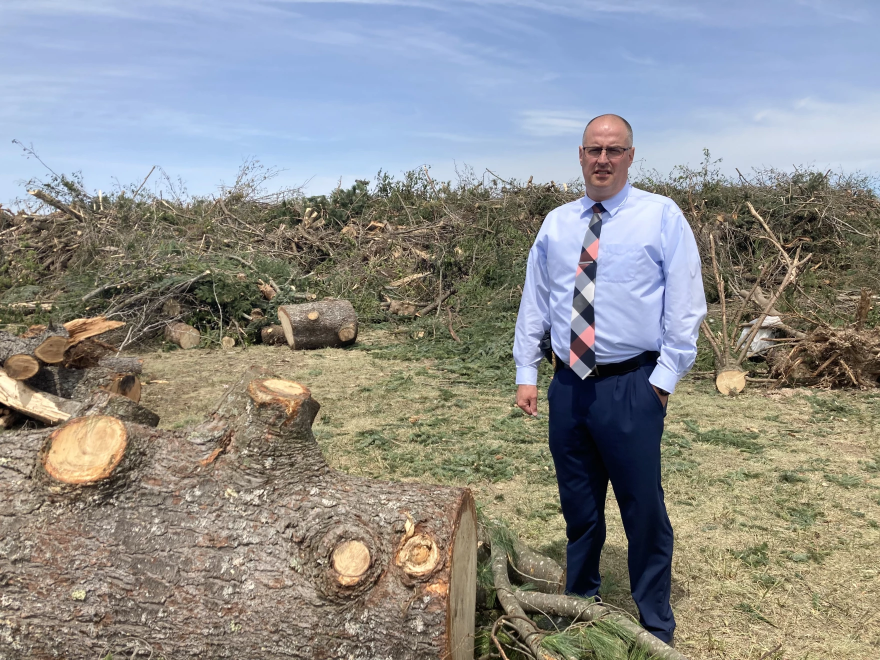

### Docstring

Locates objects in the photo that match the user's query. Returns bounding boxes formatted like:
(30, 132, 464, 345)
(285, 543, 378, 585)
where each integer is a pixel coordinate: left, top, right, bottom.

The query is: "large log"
(278, 299, 358, 349)
(0, 367, 476, 659)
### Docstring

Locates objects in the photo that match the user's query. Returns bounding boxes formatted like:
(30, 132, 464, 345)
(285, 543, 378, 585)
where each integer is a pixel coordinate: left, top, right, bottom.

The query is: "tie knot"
(592, 202, 606, 214)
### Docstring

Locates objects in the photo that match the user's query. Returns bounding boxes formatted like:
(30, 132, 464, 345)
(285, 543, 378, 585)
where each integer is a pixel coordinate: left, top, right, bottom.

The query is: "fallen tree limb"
(514, 591, 689, 660)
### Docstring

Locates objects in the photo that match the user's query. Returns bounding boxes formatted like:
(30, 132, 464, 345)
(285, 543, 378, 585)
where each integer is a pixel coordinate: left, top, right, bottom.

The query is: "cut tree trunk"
(1, 354, 39, 380)
(261, 324, 287, 345)
(0, 367, 476, 659)
(164, 321, 201, 349)
(278, 299, 358, 349)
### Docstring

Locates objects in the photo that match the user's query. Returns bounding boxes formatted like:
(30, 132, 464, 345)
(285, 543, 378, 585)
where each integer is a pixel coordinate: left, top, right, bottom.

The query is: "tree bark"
(0, 367, 476, 660)
(261, 324, 287, 345)
(27, 367, 141, 404)
(278, 299, 358, 350)
(163, 321, 201, 349)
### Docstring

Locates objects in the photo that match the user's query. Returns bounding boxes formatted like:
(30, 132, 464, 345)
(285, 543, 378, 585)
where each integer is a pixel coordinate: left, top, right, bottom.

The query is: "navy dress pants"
(547, 362, 675, 643)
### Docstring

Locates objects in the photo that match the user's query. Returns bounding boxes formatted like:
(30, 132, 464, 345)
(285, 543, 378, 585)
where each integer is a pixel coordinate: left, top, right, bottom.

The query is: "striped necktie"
(569, 202, 605, 378)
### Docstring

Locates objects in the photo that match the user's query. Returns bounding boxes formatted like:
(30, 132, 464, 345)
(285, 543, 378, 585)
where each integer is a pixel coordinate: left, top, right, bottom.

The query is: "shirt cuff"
(515, 366, 539, 386)
(649, 363, 680, 394)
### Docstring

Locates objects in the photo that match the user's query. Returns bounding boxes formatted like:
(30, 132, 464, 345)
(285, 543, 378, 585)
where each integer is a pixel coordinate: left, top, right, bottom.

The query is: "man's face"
(578, 119, 634, 201)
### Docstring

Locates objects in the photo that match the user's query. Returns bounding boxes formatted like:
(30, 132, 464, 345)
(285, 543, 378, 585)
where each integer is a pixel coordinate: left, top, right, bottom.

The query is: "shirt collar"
(583, 182, 631, 218)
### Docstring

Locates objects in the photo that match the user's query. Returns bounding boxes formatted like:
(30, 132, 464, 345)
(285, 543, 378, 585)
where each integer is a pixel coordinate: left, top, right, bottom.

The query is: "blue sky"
(1, 0, 878, 204)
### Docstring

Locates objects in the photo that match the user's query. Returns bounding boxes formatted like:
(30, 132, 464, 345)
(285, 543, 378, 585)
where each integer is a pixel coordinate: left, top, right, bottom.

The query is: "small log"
(2, 354, 40, 380)
(0, 369, 80, 424)
(261, 324, 287, 345)
(715, 368, 747, 395)
(0, 324, 70, 377)
(278, 299, 358, 349)
(164, 322, 200, 349)
(220, 336, 236, 350)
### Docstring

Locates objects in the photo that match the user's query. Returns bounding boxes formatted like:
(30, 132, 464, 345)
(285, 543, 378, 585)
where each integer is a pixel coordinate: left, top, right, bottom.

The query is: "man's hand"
(652, 385, 669, 407)
(516, 385, 538, 416)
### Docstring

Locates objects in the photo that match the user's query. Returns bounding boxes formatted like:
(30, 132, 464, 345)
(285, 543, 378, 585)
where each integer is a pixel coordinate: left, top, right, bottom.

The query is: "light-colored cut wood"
(34, 336, 68, 364)
(338, 324, 357, 343)
(0, 369, 80, 424)
(3, 354, 40, 380)
(397, 534, 440, 578)
(105, 374, 141, 403)
(715, 369, 747, 395)
(42, 415, 127, 484)
(221, 336, 235, 350)
(332, 540, 372, 586)
(63, 317, 126, 346)
(307, 310, 320, 321)
(164, 322, 200, 349)
(448, 496, 477, 660)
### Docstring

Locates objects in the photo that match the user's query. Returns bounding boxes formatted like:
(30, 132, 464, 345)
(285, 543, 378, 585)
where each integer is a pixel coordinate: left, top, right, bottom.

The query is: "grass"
(134, 328, 880, 660)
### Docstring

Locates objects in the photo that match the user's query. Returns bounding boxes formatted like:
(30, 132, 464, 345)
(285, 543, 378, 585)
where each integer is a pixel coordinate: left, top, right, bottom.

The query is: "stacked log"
(0, 367, 476, 659)
(0, 317, 151, 427)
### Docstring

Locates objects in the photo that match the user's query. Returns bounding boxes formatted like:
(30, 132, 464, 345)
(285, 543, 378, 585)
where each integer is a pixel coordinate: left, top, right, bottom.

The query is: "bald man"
(513, 115, 706, 644)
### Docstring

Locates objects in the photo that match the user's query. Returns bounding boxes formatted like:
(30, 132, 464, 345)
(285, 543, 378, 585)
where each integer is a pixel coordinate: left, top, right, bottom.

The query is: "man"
(513, 114, 706, 644)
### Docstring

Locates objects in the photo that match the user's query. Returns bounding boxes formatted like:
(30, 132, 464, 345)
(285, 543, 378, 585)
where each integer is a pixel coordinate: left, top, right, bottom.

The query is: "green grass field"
(141, 329, 880, 660)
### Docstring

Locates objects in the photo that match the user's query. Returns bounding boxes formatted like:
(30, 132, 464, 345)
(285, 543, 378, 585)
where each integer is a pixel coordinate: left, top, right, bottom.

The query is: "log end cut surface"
(34, 335, 69, 364)
(43, 415, 127, 484)
(332, 540, 372, 586)
(448, 495, 477, 660)
(248, 378, 310, 414)
(3, 354, 40, 380)
(716, 369, 747, 395)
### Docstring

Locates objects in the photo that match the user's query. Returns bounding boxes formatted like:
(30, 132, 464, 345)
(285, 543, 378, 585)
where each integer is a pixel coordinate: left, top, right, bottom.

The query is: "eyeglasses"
(582, 146, 631, 160)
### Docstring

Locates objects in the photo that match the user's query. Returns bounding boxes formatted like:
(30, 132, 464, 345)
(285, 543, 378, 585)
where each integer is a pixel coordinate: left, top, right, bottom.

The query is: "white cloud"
(519, 110, 588, 138)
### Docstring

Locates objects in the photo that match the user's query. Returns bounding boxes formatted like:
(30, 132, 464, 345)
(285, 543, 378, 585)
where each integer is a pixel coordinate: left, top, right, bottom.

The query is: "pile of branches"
(700, 201, 879, 392)
(1, 152, 878, 356)
(477, 519, 688, 660)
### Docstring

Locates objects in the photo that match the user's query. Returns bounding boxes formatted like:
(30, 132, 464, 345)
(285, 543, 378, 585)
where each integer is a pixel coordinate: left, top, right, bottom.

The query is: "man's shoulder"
(628, 185, 681, 212)
(543, 198, 584, 225)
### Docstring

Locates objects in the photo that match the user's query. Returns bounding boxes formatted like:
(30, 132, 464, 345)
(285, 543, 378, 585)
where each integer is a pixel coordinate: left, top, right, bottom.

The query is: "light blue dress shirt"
(513, 182, 707, 394)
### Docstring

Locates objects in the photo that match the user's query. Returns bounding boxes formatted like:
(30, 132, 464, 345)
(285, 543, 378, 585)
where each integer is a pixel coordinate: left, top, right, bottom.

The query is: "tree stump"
(0, 367, 476, 659)
(278, 300, 358, 349)
(164, 321, 201, 349)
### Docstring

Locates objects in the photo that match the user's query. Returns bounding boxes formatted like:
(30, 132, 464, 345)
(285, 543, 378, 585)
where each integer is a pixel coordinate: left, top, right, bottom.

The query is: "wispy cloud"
(519, 110, 588, 138)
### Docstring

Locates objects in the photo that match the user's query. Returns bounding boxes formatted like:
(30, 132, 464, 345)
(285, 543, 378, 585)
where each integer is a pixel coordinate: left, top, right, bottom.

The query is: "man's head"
(579, 114, 634, 201)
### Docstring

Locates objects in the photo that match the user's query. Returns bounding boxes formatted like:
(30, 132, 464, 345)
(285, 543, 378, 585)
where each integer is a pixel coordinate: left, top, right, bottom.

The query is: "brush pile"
(1, 155, 878, 386)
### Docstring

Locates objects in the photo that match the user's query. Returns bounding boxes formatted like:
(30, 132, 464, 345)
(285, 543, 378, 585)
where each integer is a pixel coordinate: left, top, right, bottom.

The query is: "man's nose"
(596, 150, 611, 164)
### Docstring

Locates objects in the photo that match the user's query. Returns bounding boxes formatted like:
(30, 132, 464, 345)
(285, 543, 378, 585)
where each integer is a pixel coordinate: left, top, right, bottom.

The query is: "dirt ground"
(140, 329, 880, 660)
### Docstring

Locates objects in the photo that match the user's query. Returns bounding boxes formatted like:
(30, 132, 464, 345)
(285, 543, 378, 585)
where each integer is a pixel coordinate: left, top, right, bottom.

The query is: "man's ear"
(578, 145, 586, 167)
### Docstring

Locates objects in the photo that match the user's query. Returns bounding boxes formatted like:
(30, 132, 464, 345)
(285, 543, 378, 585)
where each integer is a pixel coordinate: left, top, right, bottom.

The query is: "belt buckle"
(588, 365, 600, 378)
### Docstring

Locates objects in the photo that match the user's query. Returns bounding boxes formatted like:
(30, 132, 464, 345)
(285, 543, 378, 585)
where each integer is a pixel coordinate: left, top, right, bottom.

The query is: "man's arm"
(513, 232, 551, 415)
(649, 204, 707, 395)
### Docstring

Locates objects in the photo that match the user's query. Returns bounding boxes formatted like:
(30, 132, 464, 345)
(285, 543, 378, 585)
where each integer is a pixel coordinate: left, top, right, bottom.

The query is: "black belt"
(554, 350, 659, 377)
